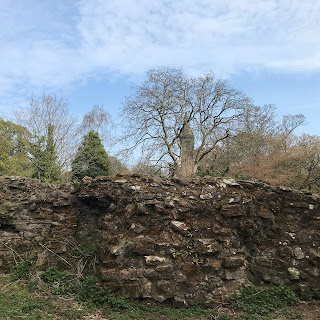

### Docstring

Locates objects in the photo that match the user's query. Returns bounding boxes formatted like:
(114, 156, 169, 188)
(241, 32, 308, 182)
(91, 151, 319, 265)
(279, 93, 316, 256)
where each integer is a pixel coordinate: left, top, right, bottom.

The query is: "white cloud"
(76, 0, 320, 77)
(0, 0, 320, 107)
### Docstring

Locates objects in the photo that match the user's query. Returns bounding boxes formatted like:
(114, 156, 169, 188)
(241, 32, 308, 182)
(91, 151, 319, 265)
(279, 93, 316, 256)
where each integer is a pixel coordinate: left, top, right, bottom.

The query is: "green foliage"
(21, 298, 51, 313)
(26, 279, 40, 292)
(230, 285, 299, 316)
(0, 273, 313, 320)
(79, 243, 98, 258)
(71, 130, 111, 181)
(0, 118, 32, 176)
(40, 266, 67, 284)
(170, 231, 202, 266)
(216, 314, 232, 320)
(10, 260, 31, 281)
(31, 124, 61, 183)
(78, 275, 131, 310)
(40, 266, 69, 295)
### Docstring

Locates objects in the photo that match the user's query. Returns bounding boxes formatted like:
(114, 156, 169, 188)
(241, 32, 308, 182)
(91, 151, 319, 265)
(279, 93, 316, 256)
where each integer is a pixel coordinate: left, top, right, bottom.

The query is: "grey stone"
(288, 267, 300, 280)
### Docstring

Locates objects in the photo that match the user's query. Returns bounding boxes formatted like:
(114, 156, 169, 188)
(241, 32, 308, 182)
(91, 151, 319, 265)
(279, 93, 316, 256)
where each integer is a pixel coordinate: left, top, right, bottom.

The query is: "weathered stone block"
(194, 239, 221, 254)
(293, 246, 305, 260)
(144, 255, 167, 266)
(170, 220, 189, 234)
(204, 258, 222, 269)
(307, 249, 320, 267)
(223, 257, 245, 268)
(288, 267, 300, 280)
(224, 267, 246, 280)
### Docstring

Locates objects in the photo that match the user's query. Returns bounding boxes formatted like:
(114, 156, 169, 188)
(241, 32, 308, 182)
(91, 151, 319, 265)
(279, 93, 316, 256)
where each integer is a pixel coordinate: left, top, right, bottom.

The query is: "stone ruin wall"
(0, 175, 320, 306)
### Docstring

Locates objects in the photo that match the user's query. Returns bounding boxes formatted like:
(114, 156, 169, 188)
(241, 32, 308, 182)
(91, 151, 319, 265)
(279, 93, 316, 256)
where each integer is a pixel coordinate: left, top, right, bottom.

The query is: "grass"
(0, 274, 88, 320)
(0, 273, 316, 320)
(230, 285, 299, 316)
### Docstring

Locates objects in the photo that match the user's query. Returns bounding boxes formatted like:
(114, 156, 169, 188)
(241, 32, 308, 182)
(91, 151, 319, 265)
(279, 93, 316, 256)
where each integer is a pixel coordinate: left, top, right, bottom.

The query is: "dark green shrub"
(40, 266, 69, 295)
(11, 260, 31, 281)
(230, 285, 299, 316)
(40, 266, 67, 284)
(78, 275, 131, 310)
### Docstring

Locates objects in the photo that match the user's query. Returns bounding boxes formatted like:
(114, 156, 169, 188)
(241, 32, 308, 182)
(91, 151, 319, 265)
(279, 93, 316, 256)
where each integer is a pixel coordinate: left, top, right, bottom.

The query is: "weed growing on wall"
(169, 231, 202, 266)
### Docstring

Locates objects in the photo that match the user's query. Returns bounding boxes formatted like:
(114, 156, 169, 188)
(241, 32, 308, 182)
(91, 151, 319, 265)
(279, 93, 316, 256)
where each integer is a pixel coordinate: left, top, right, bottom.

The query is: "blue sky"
(1, 0, 320, 152)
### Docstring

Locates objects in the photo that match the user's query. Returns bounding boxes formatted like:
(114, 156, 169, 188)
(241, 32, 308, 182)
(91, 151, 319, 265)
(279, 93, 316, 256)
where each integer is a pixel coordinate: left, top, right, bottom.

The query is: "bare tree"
(197, 104, 306, 178)
(289, 134, 320, 191)
(77, 105, 113, 143)
(109, 156, 130, 174)
(121, 67, 253, 177)
(131, 160, 163, 176)
(14, 93, 77, 170)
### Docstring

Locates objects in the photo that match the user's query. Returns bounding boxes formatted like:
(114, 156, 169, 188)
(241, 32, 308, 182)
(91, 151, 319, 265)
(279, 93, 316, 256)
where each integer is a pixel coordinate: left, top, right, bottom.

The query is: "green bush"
(11, 260, 31, 281)
(230, 285, 299, 316)
(40, 266, 69, 295)
(40, 266, 67, 284)
(78, 275, 131, 310)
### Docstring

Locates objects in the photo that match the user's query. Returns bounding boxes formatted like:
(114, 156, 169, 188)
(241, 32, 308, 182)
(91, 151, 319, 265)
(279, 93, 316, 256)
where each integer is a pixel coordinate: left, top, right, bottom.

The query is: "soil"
(294, 301, 320, 320)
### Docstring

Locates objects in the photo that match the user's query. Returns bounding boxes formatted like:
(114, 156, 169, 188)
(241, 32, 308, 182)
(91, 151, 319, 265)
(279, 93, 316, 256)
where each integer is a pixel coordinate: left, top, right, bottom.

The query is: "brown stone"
(224, 267, 246, 280)
(121, 281, 141, 298)
(156, 280, 174, 297)
(307, 249, 320, 267)
(144, 256, 167, 266)
(194, 239, 221, 254)
(223, 257, 245, 268)
(204, 258, 222, 269)
(170, 220, 189, 234)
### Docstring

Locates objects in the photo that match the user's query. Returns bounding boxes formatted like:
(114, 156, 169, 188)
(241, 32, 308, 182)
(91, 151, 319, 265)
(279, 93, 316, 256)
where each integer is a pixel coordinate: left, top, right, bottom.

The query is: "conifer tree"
(71, 131, 111, 180)
(31, 124, 61, 183)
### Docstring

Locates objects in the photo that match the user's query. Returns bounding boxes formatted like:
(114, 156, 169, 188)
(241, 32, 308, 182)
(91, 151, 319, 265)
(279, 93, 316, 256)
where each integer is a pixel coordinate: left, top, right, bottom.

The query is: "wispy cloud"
(0, 0, 319, 108)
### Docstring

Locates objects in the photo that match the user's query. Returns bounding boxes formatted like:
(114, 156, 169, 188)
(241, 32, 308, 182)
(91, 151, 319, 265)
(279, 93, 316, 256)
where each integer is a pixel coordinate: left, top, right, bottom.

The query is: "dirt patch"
(295, 301, 320, 320)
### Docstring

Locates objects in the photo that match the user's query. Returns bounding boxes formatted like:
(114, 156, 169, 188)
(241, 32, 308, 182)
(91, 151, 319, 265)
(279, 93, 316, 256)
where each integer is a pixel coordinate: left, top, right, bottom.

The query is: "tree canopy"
(121, 67, 254, 177)
(0, 119, 32, 176)
(14, 93, 77, 169)
(30, 124, 61, 183)
(0, 68, 318, 192)
(71, 131, 111, 181)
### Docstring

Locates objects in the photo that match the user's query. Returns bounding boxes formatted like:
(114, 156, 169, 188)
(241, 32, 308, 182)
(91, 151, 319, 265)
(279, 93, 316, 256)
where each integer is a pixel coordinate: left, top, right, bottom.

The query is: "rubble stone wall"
(0, 175, 319, 306)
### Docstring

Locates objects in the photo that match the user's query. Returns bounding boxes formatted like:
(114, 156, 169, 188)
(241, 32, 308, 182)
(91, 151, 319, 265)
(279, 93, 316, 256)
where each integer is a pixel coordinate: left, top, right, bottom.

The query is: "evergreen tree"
(31, 124, 61, 183)
(71, 131, 111, 180)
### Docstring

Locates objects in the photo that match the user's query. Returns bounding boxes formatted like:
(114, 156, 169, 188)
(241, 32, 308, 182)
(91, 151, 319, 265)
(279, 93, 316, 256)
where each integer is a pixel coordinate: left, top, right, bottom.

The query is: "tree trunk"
(176, 118, 196, 178)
